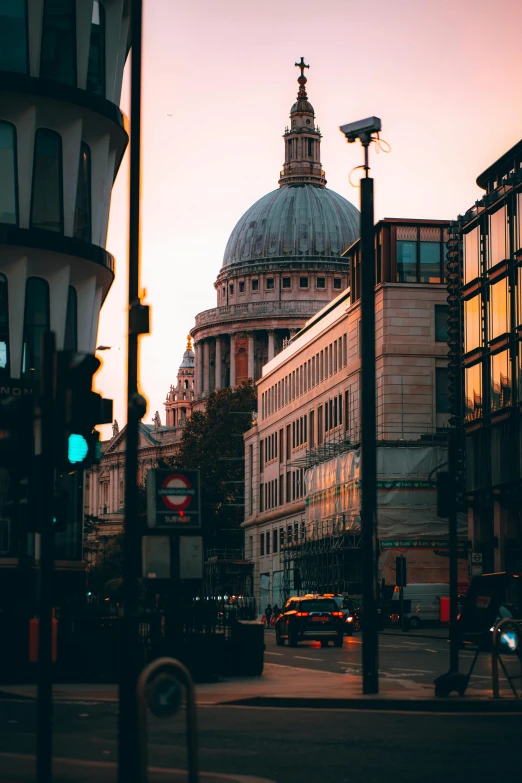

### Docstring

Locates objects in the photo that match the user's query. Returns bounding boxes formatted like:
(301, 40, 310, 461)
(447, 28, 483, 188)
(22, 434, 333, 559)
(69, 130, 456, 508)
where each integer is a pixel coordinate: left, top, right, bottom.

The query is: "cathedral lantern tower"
(279, 58, 326, 188)
(164, 336, 195, 427)
(190, 60, 360, 404)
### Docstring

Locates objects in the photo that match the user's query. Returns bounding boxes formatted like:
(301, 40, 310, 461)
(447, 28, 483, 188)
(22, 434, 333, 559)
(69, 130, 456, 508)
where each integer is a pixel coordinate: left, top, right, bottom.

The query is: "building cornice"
(0, 71, 129, 175)
(0, 226, 115, 276)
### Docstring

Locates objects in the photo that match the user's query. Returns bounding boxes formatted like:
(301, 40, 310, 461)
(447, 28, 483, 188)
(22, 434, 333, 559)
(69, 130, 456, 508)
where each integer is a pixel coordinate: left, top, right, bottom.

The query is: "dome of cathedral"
(221, 184, 359, 269)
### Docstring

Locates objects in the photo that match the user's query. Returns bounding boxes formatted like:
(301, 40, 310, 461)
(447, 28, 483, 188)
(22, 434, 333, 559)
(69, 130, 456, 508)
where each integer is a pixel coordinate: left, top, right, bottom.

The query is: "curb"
(380, 631, 449, 641)
(0, 753, 277, 783)
(219, 696, 522, 713)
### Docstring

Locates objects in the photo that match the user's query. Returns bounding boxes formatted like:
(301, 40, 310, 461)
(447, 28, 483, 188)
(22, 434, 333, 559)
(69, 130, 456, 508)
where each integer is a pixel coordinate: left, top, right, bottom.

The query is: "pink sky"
(96, 0, 522, 437)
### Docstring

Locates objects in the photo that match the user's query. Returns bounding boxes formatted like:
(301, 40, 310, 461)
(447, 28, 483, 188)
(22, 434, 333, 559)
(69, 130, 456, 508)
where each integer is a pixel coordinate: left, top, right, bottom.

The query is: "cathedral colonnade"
(193, 328, 300, 397)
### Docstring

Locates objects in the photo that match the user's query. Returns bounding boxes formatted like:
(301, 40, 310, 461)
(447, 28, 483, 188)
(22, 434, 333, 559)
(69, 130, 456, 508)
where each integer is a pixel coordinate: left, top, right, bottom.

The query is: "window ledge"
(462, 279, 482, 298)
(464, 418, 484, 432)
(491, 408, 512, 423)
(463, 348, 484, 366)
(488, 261, 509, 282)
(489, 334, 511, 352)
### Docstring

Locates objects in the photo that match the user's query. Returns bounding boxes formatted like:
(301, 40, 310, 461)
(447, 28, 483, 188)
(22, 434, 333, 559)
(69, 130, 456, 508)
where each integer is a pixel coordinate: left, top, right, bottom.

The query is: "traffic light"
(56, 352, 113, 470)
(436, 471, 451, 518)
(0, 395, 34, 470)
(395, 556, 407, 587)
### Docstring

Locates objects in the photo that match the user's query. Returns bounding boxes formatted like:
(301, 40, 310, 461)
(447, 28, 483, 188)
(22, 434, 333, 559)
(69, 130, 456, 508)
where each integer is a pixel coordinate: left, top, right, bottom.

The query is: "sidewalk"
(0, 753, 276, 783)
(0, 663, 520, 711)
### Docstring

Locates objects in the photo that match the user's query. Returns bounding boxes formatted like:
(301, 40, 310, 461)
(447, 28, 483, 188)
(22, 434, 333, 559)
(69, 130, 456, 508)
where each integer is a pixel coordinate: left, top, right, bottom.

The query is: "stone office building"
(453, 140, 522, 575)
(243, 218, 468, 609)
(190, 62, 359, 407)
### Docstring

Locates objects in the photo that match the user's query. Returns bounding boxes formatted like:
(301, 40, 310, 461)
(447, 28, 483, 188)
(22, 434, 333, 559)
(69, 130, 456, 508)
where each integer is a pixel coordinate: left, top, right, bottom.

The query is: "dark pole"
(360, 149, 379, 695)
(37, 331, 56, 783)
(118, 1, 145, 781)
(448, 433, 459, 672)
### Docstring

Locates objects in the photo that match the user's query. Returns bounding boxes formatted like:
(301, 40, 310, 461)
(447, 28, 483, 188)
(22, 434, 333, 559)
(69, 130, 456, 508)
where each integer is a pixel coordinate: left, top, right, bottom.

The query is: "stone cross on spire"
(295, 57, 310, 98)
(295, 57, 310, 78)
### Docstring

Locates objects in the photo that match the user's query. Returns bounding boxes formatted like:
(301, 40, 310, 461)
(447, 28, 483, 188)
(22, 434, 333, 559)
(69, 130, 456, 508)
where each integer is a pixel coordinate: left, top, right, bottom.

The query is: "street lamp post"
(118, 2, 150, 782)
(340, 117, 382, 695)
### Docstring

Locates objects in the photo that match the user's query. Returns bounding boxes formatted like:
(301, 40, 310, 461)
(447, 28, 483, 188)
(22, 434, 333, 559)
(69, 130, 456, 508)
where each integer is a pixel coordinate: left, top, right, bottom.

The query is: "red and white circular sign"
(160, 473, 193, 511)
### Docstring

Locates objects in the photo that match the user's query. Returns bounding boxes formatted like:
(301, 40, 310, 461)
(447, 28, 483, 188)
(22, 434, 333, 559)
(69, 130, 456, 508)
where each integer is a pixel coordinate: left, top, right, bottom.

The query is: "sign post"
(147, 469, 201, 530)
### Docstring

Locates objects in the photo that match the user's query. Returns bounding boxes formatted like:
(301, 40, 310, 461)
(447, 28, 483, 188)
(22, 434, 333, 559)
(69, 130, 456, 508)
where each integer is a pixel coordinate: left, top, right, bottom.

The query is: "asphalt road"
(0, 699, 520, 783)
(264, 628, 521, 687)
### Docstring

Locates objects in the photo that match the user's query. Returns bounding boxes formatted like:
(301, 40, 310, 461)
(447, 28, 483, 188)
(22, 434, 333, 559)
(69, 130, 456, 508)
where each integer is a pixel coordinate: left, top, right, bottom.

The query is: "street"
(0, 697, 520, 783)
(264, 628, 521, 688)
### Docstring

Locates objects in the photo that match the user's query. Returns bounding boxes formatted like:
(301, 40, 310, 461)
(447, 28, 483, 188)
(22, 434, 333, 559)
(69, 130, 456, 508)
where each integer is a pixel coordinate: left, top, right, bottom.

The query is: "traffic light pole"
(360, 156, 379, 695)
(119, 2, 147, 781)
(36, 331, 56, 783)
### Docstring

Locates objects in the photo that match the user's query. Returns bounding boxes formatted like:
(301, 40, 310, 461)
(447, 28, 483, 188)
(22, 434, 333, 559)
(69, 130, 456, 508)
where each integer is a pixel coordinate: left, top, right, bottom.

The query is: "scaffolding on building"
(281, 416, 449, 601)
(279, 515, 362, 600)
(204, 548, 254, 598)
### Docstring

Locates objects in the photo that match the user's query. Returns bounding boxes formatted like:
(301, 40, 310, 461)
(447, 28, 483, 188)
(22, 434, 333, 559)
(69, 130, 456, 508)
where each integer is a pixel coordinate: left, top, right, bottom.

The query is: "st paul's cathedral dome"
(190, 59, 360, 402)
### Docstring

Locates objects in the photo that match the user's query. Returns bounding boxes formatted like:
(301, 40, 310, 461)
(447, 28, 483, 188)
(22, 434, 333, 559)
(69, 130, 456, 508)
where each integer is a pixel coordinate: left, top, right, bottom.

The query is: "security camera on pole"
(339, 116, 383, 696)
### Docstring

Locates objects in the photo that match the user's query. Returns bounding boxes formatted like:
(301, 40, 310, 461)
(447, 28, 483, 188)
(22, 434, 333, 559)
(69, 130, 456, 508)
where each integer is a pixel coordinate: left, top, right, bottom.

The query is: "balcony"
(194, 299, 325, 329)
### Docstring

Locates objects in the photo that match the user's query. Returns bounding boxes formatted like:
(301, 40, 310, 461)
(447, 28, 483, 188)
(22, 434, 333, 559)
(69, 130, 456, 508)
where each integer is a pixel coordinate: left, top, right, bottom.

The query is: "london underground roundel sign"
(147, 468, 201, 529)
(160, 473, 194, 511)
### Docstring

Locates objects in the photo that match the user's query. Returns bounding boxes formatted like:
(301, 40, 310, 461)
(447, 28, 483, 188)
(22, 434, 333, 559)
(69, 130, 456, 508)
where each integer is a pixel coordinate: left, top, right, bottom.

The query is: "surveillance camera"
(339, 116, 381, 143)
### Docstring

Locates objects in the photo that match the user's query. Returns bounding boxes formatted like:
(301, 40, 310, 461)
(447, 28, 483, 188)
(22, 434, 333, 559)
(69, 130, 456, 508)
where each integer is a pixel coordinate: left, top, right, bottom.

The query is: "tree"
(171, 381, 257, 550)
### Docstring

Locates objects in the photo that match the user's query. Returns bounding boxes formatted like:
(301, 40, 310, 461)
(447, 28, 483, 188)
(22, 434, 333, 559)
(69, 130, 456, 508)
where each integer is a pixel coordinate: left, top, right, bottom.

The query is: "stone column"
(247, 332, 255, 379)
(195, 340, 203, 396)
(229, 333, 236, 387)
(215, 336, 222, 389)
(267, 330, 275, 361)
(203, 339, 210, 394)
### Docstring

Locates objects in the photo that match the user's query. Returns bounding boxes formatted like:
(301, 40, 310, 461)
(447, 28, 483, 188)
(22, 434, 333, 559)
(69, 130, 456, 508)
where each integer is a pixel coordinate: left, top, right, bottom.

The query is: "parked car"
(275, 596, 344, 648)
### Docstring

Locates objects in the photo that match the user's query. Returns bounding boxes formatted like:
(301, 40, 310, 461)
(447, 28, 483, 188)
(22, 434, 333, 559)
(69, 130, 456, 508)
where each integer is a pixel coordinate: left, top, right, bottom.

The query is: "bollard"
(136, 657, 198, 783)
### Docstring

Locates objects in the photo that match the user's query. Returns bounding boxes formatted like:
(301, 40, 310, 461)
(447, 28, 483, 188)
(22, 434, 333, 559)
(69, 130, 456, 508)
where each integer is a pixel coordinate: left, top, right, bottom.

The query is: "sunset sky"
(97, 0, 522, 437)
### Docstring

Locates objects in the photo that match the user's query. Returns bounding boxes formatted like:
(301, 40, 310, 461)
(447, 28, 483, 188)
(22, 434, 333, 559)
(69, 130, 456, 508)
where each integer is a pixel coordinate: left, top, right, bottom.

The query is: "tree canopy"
(171, 381, 257, 550)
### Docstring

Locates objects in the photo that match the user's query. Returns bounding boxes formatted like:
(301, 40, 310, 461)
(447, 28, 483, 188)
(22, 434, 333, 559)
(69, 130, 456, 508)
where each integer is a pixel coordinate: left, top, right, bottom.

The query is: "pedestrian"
(265, 604, 273, 628)
(273, 603, 280, 620)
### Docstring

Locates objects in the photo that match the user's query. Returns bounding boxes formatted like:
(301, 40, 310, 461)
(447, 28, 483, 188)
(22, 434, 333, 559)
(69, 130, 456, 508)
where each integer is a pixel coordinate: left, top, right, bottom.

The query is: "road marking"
(425, 649, 439, 653)
(265, 652, 283, 656)
(389, 667, 434, 674)
(294, 656, 322, 662)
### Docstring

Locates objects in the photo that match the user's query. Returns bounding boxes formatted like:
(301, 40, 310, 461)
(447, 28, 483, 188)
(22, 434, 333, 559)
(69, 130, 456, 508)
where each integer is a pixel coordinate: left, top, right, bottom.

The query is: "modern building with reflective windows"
(190, 63, 359, 405)
(0, 2, 129, 607)
(452, 141, 522, 575)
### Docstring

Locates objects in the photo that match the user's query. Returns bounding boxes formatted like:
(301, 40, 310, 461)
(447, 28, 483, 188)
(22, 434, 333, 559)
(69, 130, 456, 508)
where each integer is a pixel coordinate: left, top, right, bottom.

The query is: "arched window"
(73, 142, 91, 241)
(0, 0, 28, 73)
(31, 129, 62, 232)
(0, 122, 17, 225)
(40, 0, 76, 85)
(64, 286, 77, 351)
(87, 1, 105, 96)
(0, 274, 10, 376)
(118, 480, 123, 506)
(21, 277, 50, 380)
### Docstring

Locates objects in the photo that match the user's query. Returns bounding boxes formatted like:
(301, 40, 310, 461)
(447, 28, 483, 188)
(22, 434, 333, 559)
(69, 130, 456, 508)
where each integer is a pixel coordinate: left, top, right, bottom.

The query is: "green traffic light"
(68, 433, 89, 464)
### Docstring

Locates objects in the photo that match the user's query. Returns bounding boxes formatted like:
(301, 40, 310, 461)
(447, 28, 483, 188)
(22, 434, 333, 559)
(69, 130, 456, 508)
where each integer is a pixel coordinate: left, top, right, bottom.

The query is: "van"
(390, 583, 449, 628)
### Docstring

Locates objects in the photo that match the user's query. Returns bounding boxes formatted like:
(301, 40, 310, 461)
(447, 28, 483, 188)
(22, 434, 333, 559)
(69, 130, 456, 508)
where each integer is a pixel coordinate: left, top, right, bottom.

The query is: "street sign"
(471, 552, 483, 563)
(147, 469, 201, 529)
(146, 672, 183, 718)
